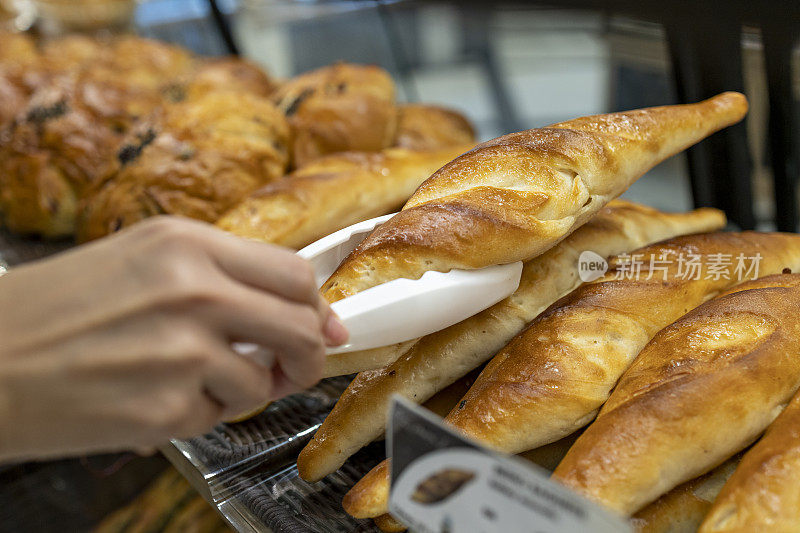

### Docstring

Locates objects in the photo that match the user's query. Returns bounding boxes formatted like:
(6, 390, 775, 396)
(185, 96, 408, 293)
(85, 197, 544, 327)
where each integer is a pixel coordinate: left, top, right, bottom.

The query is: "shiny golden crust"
(76, 91, 290, 241)
(632, 456, 740, 533)
(552, 274, 800, 515)
(321, 93, 748, 303)
(445, 232, 800, 456)
(186, 57, 277, 100)
(273, 63, 397, 168)
(216, 145, 469, 250)
(297, 201, 726, 484)
(699, 390, 800, 532)
(393, 104, 475, 150)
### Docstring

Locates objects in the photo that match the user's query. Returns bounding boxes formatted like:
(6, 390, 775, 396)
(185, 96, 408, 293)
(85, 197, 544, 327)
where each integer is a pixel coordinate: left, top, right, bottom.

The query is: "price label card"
(387, 397, 631, 533)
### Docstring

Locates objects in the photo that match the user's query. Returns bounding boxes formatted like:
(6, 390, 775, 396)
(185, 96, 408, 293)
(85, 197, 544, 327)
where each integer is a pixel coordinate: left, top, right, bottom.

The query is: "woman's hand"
(0, 216, 347, 462)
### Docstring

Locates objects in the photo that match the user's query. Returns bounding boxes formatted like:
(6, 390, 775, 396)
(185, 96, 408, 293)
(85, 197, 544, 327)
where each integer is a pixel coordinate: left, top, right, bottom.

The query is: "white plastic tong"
(297, 213, 523, 355)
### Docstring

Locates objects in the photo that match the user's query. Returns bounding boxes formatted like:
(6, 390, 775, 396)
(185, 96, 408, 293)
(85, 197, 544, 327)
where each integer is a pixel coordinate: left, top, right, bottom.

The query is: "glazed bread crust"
(552, 274, 800, 516)
(321, 93, 747, 303)
(445, 232, 800, 455)
(216, 145, 470, 250)
(297, 201, 726, 485)
(631, 456, 740, 533)
(699, 390, 800, 532)
(341, 226, 791, 521)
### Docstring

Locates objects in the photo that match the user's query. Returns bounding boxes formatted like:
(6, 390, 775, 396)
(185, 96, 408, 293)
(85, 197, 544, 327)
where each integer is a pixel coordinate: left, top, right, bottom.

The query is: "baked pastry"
(40, 34, 108, 71)
(552, 273, 800, 515)
(272, 63, 397, 168)
(297, 201, 725, 484)
(216, 145, 470, 250)
(699, 389, 800, 532)
(444, 232, 800, 454)
(392, 104, 475, 150)
(0, 32, 42, 128)
(342, 229, 800, 520)
(77, 90, 290, 241)
(0, 31, 39, 67)
(0, 69, 154, 236)
(185, 57, 277, 100)
(320, 92, 748, 303)
(632, 456, 741, 533)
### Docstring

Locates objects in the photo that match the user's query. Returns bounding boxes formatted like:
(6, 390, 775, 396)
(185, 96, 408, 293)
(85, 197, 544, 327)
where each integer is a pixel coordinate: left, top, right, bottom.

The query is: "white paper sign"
(387, 397, 631, 533)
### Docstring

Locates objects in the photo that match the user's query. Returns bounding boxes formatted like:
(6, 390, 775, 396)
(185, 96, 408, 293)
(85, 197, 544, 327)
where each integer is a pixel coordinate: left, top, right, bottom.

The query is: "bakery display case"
(0, 1, 799, 532)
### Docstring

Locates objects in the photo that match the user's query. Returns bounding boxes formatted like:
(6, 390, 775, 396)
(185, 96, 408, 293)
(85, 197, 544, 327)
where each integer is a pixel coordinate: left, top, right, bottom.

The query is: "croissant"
(272, 63, 397, 168)
(321, 92, 748, 303)
(344, 230, 800, 519)
(215, 145, 470, 250)
(445, 232, 800, 454)
(392, 104, 475, 151)
(297, 201, 725, 485)
(552, 273, 800, 515)
(699, 389, 800, 532)
(76, 91, 290, 241)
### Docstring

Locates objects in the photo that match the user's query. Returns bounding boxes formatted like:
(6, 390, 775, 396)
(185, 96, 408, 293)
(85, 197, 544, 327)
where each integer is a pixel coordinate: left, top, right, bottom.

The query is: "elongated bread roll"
(392, 104, 476, 151)
(216, 146, 470, 250)
(445, 232, 800, 454)
(632, 456, 741, 533)
(343, 230, 800, 518)
(552, 273, 800, 515)
(699, 389, 800, 532)
(321, 93, 747, 303)
(298, 201, 725, 484)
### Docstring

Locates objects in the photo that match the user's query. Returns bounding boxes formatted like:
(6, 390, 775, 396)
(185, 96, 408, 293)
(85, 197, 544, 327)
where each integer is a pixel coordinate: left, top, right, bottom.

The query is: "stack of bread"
(5, 30, 799, 533)
(275, 91, 800, 532)
(0, 31, 476, 244)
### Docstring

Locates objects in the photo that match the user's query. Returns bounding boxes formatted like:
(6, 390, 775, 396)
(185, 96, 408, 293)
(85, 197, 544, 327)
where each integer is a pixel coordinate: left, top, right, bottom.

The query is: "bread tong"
(297, 213, 523, 355)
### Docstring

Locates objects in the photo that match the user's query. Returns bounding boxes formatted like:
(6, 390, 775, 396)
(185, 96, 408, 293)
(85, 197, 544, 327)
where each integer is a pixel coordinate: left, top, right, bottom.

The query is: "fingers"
(206, 227, 320, 307)
(202, 343, 275, 420)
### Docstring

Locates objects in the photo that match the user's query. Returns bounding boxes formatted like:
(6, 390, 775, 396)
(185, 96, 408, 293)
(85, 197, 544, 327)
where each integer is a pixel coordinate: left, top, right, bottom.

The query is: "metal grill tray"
(190, 376, 386, 533)
(0, 230, 385, 532)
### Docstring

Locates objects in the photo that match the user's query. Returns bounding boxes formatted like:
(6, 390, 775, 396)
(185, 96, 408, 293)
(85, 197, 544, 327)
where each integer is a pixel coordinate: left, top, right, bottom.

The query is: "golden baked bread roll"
(273, 63, 397, 168)
(320, 93, 748, 303)
(632, 456, 740, 533)
(444, 232, 800, 455)
(699, 389, 800, 532)
(77, 91, 290, 241)
(297, 201, 725, 484)
(552, 273, 800, 515)
(215, 145, 470, 250)
(343, 229, 800, 521)
(393, 104, 475, 150)
(185, 57, 277, 100)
